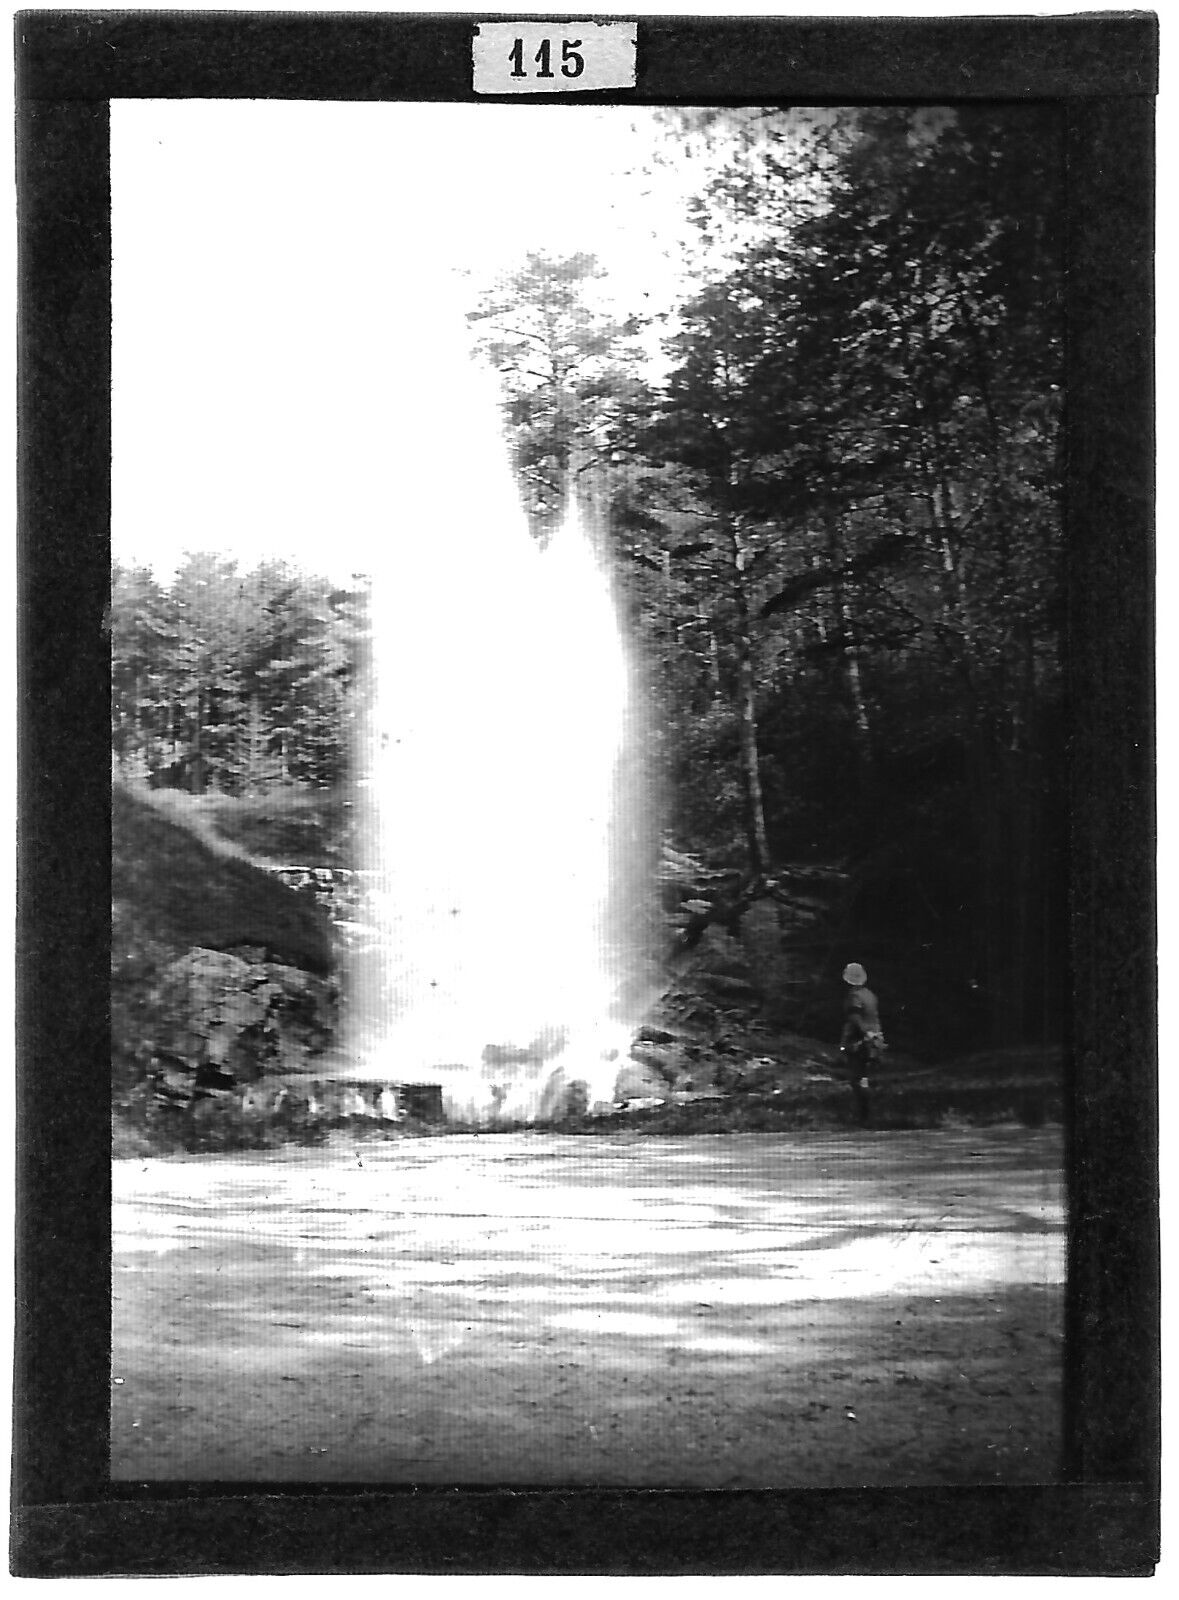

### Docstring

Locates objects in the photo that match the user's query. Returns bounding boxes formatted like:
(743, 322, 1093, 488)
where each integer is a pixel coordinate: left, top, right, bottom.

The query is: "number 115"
(508, 37, 585, 79)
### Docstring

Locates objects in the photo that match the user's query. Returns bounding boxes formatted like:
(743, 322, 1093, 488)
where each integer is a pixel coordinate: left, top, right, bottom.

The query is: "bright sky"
(111, 101, 707, 582)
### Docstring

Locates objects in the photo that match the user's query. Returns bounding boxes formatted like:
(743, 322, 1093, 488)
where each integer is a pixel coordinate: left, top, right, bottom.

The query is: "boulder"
(145, 948, 337, 1083)
(690, 922, 750, 977)
(736, 897, 792, 1021)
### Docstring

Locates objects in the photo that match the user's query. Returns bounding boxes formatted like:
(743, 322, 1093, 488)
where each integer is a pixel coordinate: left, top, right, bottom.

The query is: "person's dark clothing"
(840, 983, 883, 1051)
(839, 982, 884, 1125)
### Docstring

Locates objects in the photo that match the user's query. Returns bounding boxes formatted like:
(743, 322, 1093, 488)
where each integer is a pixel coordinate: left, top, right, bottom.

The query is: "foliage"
(471, 105, 1066, 1047)
(468, 251, 648, 541)
(112, 557, 371, 795)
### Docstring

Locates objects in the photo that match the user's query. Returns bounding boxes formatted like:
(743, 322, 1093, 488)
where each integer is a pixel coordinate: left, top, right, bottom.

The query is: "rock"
(614, 1058, 670, 1100)
(736, 898, 791, 1018)
(691, 923, 750, 977)
(144, 948, 337, 1084)
(704, 973, 761, 1002)
(627, 1044, 685, 1089)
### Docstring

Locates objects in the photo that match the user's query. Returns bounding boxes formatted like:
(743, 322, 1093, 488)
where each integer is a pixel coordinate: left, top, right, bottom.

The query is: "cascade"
(341, 316, 639, 1123)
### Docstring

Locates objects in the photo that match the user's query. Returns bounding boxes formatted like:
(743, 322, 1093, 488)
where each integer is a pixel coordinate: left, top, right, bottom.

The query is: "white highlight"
(344, 298, 631, 1122)
(111, 100, 700, 583)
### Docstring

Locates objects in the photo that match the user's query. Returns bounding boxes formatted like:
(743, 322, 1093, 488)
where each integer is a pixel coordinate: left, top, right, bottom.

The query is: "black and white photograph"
(108, 92, 1071, 1490)
(14, 7, 1158, 1576)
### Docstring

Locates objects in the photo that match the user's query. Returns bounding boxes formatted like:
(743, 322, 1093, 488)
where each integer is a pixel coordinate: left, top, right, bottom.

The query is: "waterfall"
(341, 317, 637, 1124)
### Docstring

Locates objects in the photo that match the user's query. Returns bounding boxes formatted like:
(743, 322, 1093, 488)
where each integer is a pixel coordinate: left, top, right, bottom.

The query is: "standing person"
(839, 962, 885, 1123)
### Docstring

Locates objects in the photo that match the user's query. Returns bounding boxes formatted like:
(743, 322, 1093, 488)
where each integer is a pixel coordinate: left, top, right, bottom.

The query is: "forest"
(112, 105, 1066, 1060)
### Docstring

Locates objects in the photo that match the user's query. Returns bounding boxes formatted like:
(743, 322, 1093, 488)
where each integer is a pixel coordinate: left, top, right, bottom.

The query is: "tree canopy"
(111, 556, 370, 796)
(471, 105, 1065, 1046)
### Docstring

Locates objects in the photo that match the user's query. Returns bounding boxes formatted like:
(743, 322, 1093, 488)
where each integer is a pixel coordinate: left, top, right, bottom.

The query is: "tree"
(468, 251, 648, 541)
(633, 276, 782, 876)
(636, 104, 1065, 1042)
(110, 563, 179, 781)
(110, 557, 370, 797)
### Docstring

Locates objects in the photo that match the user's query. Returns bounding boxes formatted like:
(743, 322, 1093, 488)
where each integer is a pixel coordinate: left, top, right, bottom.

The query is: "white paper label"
(473, 20, 637, 95)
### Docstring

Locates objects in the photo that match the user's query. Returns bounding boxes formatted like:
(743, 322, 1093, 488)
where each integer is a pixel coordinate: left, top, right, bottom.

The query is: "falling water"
(342, 314, 640, 1124)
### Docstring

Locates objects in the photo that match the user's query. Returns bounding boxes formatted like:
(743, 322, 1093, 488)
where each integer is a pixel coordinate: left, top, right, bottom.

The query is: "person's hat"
(842, 962, 868, 986)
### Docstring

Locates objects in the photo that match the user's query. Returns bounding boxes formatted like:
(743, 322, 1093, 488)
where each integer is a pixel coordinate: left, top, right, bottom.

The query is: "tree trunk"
(823, 505, 873, 774)
(242, 693, 267, 795)
(896, 306, 981, 675)
(736, 645, 770, 876)
(191, 687, 205, 793)
(725, 512, 771, 878)
(662, 548, 674, 645)
(707, 630, 723, 699)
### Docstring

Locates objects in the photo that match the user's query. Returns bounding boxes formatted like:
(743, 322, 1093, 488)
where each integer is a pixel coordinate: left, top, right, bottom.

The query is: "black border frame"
(13, 9, 1159, 1576)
